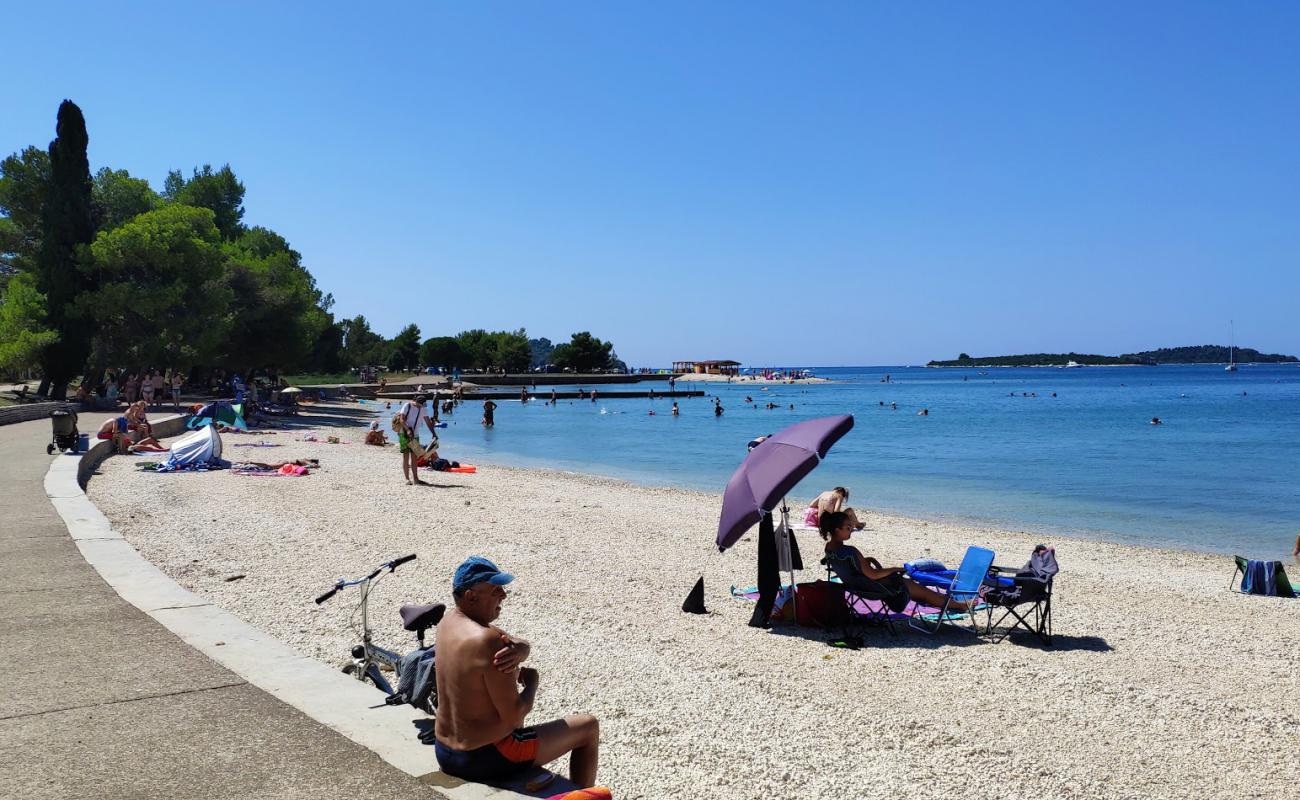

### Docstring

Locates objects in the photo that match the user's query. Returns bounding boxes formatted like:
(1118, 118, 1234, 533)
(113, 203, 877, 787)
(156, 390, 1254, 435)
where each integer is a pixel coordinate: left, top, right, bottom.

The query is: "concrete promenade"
(0, 415, 436, 799)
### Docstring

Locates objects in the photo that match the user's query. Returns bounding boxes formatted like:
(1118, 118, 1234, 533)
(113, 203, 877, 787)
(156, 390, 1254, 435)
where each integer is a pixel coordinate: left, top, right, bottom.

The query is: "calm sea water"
(405, 365, 1300, 559)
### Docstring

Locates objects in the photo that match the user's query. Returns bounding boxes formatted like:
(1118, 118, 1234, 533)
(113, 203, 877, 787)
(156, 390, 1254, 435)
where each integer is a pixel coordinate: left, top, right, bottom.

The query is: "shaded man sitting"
(434, 557, 600, 787)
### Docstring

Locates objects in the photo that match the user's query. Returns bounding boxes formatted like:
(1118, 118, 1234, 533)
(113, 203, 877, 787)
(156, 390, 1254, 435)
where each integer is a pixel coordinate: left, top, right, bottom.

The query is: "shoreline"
(420, 445, 1284, 564)
(85, 409, 1299, 800)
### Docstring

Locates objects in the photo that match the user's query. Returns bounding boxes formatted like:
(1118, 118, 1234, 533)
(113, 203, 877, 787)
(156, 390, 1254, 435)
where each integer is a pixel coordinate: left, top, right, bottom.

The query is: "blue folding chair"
(908, 546, 995, 634)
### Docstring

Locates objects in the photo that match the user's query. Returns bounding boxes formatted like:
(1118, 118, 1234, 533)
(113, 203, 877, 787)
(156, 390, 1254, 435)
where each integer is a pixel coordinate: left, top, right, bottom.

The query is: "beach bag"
(795, 580, 848, 628)
(386, 645, 436, 713)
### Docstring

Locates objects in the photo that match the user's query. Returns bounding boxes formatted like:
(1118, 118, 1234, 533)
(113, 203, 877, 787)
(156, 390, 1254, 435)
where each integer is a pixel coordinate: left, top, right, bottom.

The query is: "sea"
(401, 364, 1300, 560)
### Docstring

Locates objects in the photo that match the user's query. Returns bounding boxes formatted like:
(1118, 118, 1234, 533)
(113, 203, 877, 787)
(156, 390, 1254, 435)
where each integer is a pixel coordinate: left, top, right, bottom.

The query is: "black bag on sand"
(682, 576, 707, 614)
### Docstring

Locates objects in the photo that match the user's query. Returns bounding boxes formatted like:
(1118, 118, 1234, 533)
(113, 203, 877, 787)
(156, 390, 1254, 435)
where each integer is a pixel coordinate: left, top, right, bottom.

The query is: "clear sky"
(4, 2, 1299, 366)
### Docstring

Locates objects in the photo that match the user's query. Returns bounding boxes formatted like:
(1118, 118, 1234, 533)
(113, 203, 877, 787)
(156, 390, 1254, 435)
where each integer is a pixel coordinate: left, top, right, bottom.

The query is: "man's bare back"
(435, 609, 524, 749)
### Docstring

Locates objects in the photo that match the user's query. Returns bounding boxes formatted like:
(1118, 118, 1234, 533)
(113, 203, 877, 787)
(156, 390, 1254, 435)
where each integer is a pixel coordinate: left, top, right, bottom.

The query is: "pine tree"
(36, 100, 96, 398)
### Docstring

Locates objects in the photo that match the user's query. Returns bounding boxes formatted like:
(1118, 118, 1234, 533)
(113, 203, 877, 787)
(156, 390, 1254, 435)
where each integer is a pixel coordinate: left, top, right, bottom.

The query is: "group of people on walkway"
(75, 369, 185, 412)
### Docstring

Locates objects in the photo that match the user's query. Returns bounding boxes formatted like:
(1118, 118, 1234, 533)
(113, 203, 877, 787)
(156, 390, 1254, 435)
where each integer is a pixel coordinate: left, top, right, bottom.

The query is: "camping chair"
(821, 554, 898, 637)
(1230, 555, 1297, 598)
(983, 569, 1054, 645)
(908, 546, 995, 634)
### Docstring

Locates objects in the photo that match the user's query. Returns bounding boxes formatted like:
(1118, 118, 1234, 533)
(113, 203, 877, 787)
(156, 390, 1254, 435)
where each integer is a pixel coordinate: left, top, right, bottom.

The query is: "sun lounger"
(908, 546, 995, 634)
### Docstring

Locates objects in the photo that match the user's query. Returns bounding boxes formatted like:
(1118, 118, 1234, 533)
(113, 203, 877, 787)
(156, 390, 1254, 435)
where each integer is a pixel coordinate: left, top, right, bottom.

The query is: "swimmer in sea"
(917, 408, 928, 416)
(1150, 417, 1162, 425)
(671, 402, 679, 416)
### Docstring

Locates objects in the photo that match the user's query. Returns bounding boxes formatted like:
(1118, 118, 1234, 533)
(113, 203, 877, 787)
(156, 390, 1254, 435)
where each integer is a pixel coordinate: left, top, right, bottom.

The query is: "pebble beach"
(87, 408, 1300, 800)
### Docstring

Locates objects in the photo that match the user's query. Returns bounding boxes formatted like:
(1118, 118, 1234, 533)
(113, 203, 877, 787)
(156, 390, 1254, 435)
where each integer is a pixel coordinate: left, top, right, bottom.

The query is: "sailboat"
(1225, 320, 1238, 372)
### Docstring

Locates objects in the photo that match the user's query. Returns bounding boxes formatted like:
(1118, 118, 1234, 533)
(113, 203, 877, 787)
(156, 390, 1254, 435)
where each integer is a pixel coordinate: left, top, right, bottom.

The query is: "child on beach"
(365, 421, 388, 446)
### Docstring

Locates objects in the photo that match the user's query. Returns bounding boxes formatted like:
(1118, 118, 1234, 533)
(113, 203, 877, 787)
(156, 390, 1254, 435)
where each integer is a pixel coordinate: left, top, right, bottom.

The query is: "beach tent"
(159, 425, 224, 471)
(188, 400, 247, 430)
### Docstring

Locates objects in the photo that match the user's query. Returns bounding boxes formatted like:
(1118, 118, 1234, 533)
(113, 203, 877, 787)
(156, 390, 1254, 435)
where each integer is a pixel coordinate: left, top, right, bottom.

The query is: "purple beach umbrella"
(716, 414, 855, 552)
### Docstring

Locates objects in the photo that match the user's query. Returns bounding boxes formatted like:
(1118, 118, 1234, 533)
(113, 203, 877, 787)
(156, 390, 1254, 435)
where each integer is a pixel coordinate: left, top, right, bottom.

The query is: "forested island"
(927, 345, 1298, 367)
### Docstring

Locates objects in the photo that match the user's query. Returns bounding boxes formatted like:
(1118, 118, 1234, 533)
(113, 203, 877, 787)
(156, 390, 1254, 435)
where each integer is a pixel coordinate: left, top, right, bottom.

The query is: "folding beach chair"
(983, 546, 1058, 645)
(821, 554, 899, 637)
(1230, 555, 1297, 598)
(908, 546, 995, 634)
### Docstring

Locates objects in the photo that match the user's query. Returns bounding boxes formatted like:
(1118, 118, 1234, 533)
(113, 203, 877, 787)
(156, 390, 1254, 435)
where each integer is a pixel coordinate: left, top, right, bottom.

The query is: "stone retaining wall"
(77, 414, 191, 490)
(0, 401, 75, 426)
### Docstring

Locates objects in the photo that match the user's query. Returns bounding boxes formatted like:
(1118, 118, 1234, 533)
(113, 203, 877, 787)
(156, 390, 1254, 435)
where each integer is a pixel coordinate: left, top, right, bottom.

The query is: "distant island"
(927, 345, 1298, 368)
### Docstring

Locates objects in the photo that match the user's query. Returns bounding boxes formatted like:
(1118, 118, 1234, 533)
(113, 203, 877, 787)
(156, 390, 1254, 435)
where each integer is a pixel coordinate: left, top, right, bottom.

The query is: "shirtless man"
(434, 557, 599, 787)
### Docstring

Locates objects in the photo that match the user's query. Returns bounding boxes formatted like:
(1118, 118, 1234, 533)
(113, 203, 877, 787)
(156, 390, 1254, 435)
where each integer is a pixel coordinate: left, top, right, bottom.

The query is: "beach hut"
(671, 359, 742, 376)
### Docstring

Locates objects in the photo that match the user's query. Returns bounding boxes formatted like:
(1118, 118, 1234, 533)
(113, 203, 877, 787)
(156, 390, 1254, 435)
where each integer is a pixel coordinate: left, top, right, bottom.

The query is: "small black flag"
(681, 576, 707, 614)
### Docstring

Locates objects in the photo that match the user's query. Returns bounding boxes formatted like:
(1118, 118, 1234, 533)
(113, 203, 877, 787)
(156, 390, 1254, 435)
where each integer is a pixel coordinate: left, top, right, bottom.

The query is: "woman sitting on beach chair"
(819, 512, 975, 613)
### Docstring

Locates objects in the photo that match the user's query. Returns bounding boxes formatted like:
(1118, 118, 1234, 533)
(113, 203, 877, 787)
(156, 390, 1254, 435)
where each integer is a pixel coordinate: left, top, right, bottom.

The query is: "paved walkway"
(0, 415, 437, 799)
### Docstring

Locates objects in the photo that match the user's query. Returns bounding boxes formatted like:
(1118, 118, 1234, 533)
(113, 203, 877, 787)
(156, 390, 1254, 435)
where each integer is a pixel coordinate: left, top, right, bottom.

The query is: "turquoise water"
(405, 365, 1300, 559)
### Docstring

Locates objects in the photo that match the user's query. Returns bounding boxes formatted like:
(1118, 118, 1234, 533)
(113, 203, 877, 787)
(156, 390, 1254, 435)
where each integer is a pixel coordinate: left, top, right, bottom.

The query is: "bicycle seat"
(400, 603, 445, 633)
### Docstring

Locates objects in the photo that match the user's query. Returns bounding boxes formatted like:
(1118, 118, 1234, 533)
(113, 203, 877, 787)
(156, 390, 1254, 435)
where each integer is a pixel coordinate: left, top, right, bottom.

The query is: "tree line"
(341, 322, 622, 374)
(0, 100, 622, 398)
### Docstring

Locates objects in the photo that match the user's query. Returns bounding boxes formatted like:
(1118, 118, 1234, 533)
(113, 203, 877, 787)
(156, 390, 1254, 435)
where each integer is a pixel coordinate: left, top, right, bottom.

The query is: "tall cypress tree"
(36, 100, 96, 399)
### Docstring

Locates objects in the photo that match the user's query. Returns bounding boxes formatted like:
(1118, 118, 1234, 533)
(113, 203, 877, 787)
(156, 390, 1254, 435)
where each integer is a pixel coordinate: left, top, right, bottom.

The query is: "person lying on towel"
(819, 511, 976, 612)
(435, 557, 600, 788)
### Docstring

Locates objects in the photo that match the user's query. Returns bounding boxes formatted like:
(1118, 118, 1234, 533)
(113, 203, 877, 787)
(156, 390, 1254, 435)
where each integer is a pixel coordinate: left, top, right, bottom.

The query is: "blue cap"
(453, 556, 514, 593)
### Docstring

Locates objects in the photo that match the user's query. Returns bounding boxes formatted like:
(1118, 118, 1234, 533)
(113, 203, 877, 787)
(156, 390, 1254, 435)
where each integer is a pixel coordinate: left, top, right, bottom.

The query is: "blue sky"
(4, 2, 1299, 366)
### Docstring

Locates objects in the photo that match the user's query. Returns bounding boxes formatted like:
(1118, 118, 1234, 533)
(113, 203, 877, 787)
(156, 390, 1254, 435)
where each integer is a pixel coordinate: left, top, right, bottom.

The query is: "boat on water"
(1226, 320, 1238, 372)
(1063, 360, 1082, 368)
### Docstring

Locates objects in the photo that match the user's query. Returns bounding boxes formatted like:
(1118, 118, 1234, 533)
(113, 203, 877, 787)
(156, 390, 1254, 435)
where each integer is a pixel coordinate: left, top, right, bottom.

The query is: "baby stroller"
(47, 408, 80, 455)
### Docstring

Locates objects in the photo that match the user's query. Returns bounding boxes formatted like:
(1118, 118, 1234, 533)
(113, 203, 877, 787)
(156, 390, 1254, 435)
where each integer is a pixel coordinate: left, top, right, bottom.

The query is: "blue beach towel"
(1241, 559, 1295, 597)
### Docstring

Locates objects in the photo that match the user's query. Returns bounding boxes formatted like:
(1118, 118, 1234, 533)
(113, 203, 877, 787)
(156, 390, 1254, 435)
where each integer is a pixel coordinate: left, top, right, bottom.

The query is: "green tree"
(529, 337, 554, 369)
(389, 323, 421, 371)
(36, 101, 97, 399)
(0, 271, 58, 374)
(455, 329, 492, 370)
(309, 318, 346, 373)
(453, 329, 533, 371)
(92, 167, 160, 232)
(342, 315, 384, 368)
(218, 227, 328, 373)
(419, 336, 463, 371)
(81, 204, 230, 368)
(164, 164, 246, 240)
(492, 329, 532, 372)
(550, 331, 614, 372)
(0, 146, 51, 284)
